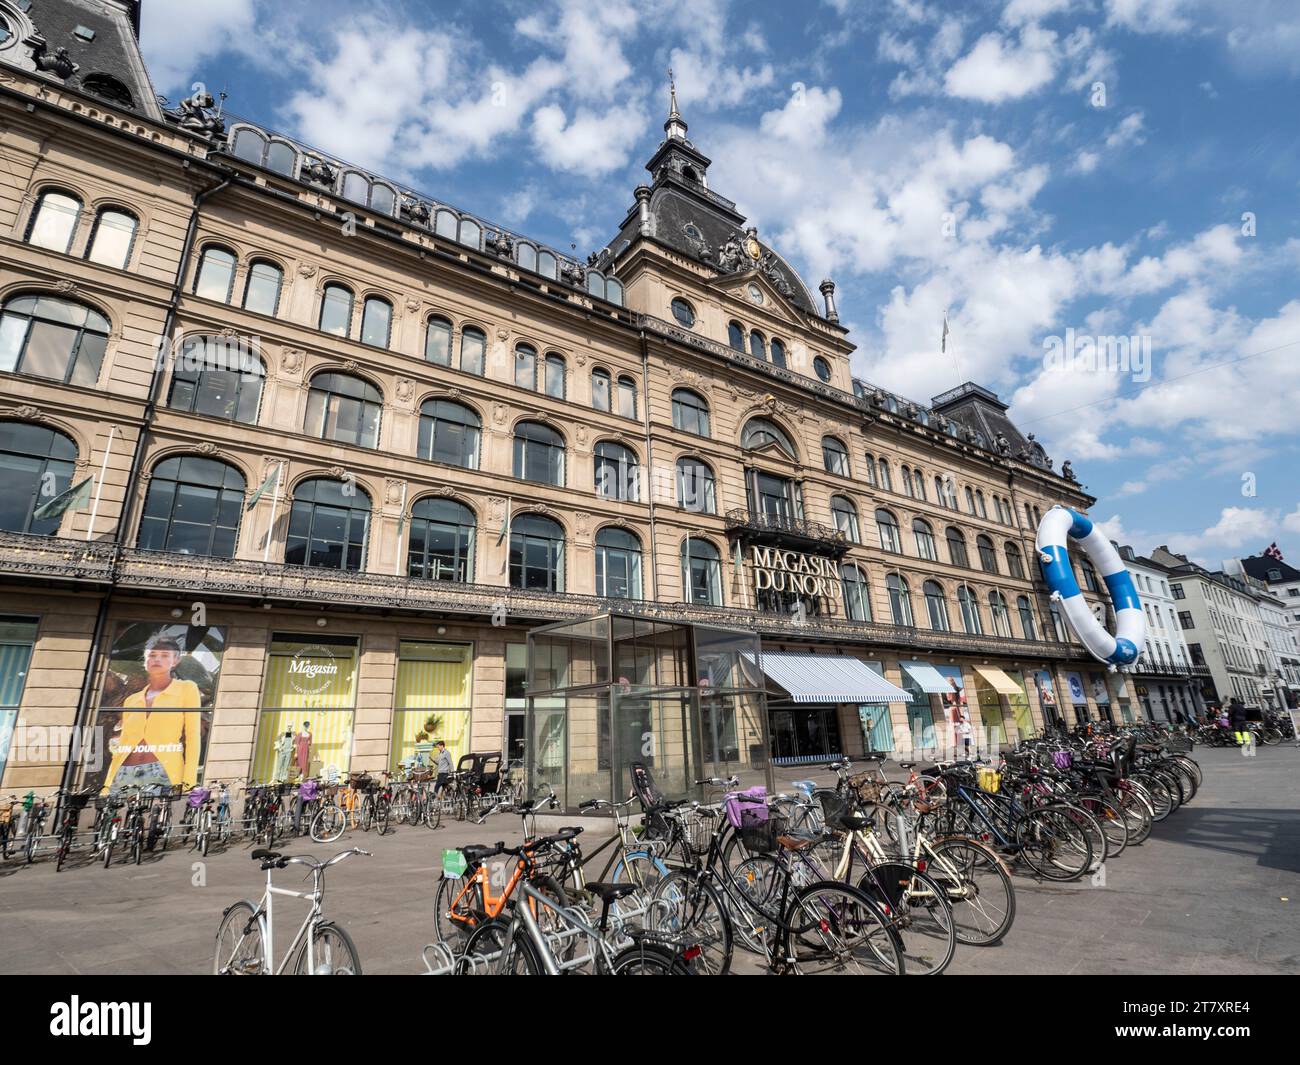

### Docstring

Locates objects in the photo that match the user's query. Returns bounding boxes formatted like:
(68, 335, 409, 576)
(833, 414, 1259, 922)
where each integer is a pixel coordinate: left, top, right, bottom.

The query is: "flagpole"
(394, 480, 408, 576)
(263, 459, 286, 563)
(85, 425, 116, 542)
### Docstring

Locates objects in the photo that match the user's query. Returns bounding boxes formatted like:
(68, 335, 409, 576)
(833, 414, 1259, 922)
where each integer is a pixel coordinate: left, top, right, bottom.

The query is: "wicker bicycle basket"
(847, 773, 885, 805)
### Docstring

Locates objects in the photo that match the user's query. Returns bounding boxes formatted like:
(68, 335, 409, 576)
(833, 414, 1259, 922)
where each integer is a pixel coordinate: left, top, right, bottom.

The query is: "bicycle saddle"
(251, 849, 282, 861)
(585, 881, 639, 903)
(898, 761, 918, 770)
(462, 843, 503, 864)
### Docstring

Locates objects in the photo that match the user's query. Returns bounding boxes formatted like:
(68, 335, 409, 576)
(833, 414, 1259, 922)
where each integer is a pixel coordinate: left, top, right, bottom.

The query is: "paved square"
(0, 746, 1294, 974)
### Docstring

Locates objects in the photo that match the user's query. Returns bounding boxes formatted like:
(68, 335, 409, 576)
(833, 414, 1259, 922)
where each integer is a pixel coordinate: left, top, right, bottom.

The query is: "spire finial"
(668, 68, 680, 120)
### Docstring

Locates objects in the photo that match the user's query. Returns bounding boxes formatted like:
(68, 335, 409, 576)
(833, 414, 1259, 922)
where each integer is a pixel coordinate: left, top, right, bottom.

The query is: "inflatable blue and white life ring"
(1035, 506, 1145, 666)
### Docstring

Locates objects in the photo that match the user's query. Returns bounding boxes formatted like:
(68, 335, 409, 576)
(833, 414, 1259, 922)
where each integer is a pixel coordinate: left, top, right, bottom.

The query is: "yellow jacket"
(103, 679, 204, 790)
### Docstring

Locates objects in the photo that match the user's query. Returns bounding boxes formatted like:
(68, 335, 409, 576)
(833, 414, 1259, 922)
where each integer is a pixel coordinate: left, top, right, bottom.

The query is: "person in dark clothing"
(433, 740, 453, 794)
(1228, 698, 1250, 748)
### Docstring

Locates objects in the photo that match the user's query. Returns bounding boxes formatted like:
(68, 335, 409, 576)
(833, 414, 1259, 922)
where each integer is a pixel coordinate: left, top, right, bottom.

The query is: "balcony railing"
(1132, 660, 1212, 679)
(724, 509, 847, 556)
(0, 536, 1090, 661)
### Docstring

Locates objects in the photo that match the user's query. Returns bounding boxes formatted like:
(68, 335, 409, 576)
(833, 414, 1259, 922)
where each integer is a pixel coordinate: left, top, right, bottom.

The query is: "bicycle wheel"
(56, 829, 71, 872)
(132, 826, 144, 866)
(927, 836, 1016, 946)
(294, 921, 362, 975)
(609, 850, 669, 923)
(650, 870, 733, 976)
(856, 861, 956, 976)
(434, 873, 476, 943)
(199, 810, 212, 858)
(102, 826, 115, 869)
(311, 804, 346, 844)
(453, 791, 469, 823)
(213, 901, 265, 975)
(1016, 806, 1092, 881)
(425, 794, 443, 829)
(377, 798, 391, 837)
(1132, 775, 1172, 821)
(1056, 803, 1107, 871)
(1077, 795, 1128, 858)
(1115, 788, 1153, 845)
(459, 918, 542, 974)
(610, 942, 690, 974)
(783, 880, 904, 975)
(24, 823, 40, 864)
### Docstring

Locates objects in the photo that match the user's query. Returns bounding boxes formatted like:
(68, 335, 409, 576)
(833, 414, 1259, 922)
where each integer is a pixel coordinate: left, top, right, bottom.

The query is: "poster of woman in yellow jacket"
(89, 624, 223, 795)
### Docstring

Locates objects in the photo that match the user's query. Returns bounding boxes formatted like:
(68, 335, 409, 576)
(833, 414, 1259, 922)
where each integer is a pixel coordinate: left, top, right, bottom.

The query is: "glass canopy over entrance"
(525, 612, 771, 807)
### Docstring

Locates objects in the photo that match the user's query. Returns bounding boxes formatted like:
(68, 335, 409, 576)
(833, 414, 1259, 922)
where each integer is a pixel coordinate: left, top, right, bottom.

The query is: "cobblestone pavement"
(0, 746, 1294, 974)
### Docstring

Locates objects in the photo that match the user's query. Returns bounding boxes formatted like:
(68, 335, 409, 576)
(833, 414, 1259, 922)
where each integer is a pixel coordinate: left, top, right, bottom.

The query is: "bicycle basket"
(976, 768, 1002, 793)
(65, 791, 93, 811)
(739, 811, 787, 854)
(723, 786, 768, 829)
(847, 773, 884, 804)
(816, 789, 853, 832)
(680, 810, 715, 858)
(299, 779, 318, 802)
(1051, 751, 1073, 770)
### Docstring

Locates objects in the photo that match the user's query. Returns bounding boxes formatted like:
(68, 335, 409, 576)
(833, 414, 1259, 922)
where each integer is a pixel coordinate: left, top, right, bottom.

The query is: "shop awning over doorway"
(744, 652, 912, 704)
(899, 660, 952, 694)
(974, 665, 1025, 696)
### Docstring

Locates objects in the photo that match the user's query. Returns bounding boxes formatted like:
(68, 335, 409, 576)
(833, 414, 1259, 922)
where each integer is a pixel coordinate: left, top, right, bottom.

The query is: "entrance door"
(768, 704, 842, 764)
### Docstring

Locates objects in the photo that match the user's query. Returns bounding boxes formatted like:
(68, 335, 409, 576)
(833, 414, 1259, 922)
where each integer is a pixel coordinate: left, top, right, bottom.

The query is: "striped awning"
(899, 660, 952, 694)
(975, 665, 1025, 696)
(744, 652, 912, 704)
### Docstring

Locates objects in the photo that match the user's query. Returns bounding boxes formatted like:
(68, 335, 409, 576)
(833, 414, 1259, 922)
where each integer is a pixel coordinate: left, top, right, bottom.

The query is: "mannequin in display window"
(273, 730, 293, 783)
(295, 721, 313, 779)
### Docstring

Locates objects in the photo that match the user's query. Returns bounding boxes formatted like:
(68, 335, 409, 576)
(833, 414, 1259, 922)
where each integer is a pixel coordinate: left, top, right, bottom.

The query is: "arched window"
(671, 389, 710, 436)
(435, 210, 458, 239)
(194, 245, 236, 302)
(862, 453, 877, 487)
(748, 330, 766, 361)
(417, 399, 480, 469)
(543, 353, 566, 399)
(513, 421, 564, 485)
(319, 283, 354, 337)
(670, 298, 695, 328)
(138, 455, 245, 558)
(360, 296, 392, 348)
(460, 326, 486, 375)
(514, 343, 537, 389)
(595, 528, 642, 600)
(0, 421, 76, 535)
(900, 464, 913, 498)
(305, 372, 381, 448)
(830, 496, 860, 542)
(842, 565, 871, 622)
(975, 490, 987, 519)
(965, 486, 976, 514)
(676, 458, 716, 514)
(242, 259, 283, 316)
(913, 518, 938, 560)
(977, 534, 998, 573)
(85, 208, 137, 268)
(510, 513, 565, 592)
(0, 294, 109, 386)
(407, 498, 475, 582)
(822, 436, 850, 476)
(946, 527, 969, 568)
(25, 190, 81, 253)
(231, 128, 297, 175)
(1080, 557, 1100, 593)
(424, 316, 452, 366)
(741, 417, 795, 458)
(594, 441, 639, 501)
(727, 321, 745, 351)
(617, 375, 638, 419)
(923, 580, 950, 632)
(682, 539, 722, 606)
(989, 591, 1012, 637)
(877, 460, 892, 492)
(770, 338, 787, 369)
(886, 574, 913, 627)
(516, 242, 538, 273)
(81, 73, 135, 108)
(957, 585, 983, 634)
(1025, 502, 1034, 530)
(1005, 541, 1025, 579)
(591, 367, 611, 412)
(286, 478, 371, 571)
(876, 508, 901, 553)
(912, 468, 926, 500)
(167, 335, 264, 424)
(1019, 595, 1040, 640)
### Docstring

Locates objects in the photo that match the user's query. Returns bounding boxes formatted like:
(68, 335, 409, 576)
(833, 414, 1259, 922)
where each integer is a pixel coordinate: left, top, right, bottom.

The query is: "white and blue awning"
(744, 652, 912, 704)
(899, 660, 952, 694)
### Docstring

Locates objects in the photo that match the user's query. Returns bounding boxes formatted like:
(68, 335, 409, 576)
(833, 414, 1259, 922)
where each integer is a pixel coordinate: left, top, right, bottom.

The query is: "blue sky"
(140, 0, 1300, 566)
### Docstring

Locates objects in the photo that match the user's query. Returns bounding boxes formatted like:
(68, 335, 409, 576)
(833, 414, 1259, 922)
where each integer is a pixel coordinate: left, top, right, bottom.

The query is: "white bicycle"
(214, 847, 369, 974)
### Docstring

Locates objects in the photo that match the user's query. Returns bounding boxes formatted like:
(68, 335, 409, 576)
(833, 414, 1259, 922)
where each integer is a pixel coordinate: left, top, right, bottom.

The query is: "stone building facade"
(0, 0, 1130, 801)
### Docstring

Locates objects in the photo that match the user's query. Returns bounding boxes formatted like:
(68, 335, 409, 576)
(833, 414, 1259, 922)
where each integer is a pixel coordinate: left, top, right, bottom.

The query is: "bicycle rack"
(420, 942, 462, 975)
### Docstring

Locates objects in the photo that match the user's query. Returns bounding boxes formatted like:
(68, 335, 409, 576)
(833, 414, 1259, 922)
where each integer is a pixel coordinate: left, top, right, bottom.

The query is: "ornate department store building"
(0, 0, 1156, 802)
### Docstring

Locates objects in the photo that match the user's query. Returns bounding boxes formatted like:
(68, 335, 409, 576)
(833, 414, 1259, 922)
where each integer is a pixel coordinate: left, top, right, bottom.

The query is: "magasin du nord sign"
(750, 546, 840, 598)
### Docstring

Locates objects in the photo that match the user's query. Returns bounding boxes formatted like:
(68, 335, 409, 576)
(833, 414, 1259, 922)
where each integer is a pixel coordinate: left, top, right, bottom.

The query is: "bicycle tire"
(214, 900, 265, 975)
(650, 869, 733, 975)
(378, 798, 391, 836)
(927, 836, 1016, 946)
(425, 795, 443, 829)
(610, 942, 692, 974)
(1077, 795, 1128, 857)
(24, 823, 39, 864)
(782, 880, 904, 975)
(311, 805, 346, 844)
(856, 861, 957, 976)
(1016, 806, 1092, 881)
(434, 872, 475, 943)
(293, 921, 362, 975)
(458, 918, 543, 974)
(56, 830, 71, 872)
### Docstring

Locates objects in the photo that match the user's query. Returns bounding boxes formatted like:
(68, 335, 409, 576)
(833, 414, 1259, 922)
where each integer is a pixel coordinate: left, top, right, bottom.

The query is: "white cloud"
(758, 87, 842, 146)
(1003, 0, 1075, 25)
(1104, 0, 1197, 33)
(140, 0, 256, 95)
(530, 103, 647, 175)
(945, 27, 1057, 102)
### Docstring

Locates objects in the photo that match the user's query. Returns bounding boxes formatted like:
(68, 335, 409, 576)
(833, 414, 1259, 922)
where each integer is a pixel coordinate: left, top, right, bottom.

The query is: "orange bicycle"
(433, 827, 581, 943)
